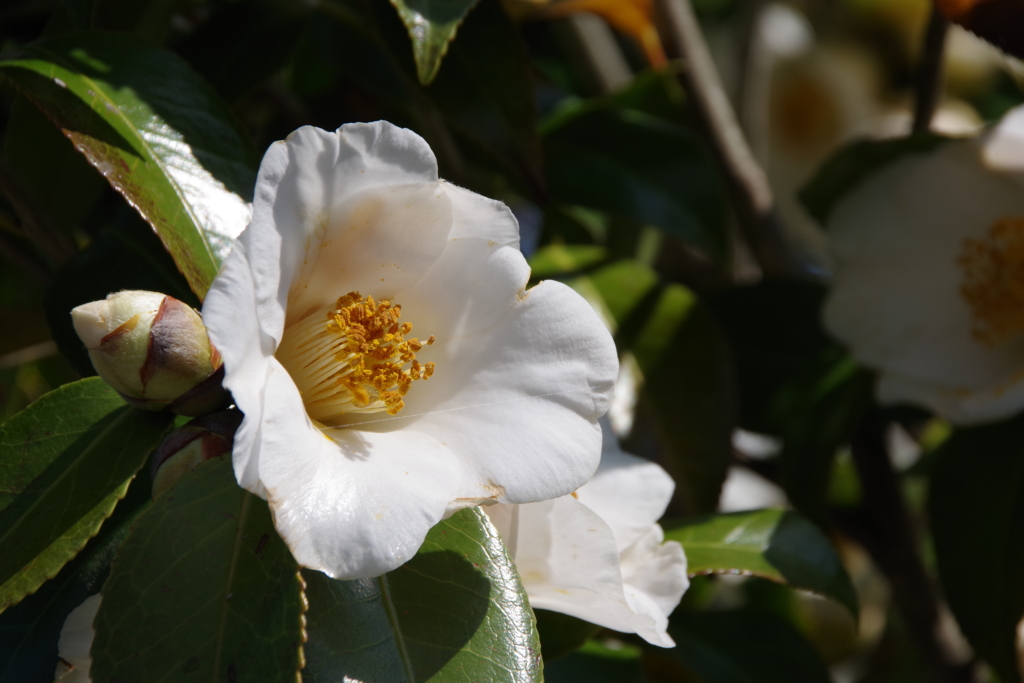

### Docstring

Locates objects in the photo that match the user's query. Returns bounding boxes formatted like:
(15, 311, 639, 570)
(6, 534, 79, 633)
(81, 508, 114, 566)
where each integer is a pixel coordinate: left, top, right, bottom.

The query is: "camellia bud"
(71, 290, 228, 416)
(151, 410, 243, 496)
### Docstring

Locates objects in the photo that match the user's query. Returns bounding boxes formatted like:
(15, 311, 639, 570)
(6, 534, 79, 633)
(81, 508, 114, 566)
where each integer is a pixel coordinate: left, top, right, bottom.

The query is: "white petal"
(351, 278, 618, 505)
(493, 496, 677, 647)
(256, 364, 462, 579)
(229, 122, 447, 344)
(444, 182, 521, 246)
(54, 594, 101, 683)
(203, 241, 274, 495)
(619, 525, 689, 630)
(878, 368, 1024, 425)
(984, 104, 1024, 173)
(575, 435, 675, 553)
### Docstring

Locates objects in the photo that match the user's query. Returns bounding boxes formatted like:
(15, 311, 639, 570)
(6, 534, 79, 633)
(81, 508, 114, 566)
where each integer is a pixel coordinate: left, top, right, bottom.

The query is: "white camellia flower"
(203, 122, 618, 579)
(824, 105, 1024, 424)
(53, 594, 101, 683)
(485, 424, 688, 647)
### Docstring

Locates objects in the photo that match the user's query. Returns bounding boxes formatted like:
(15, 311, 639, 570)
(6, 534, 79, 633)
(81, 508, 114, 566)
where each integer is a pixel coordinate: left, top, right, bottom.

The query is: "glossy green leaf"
(544, 109, 728, 259)
(91, 457, 304, 683)
(303, 507, 542, 683)
(930, 415, 1024, 683)
(663, 509, 858, 617)
(798, 133, 948, 225)
(0, 468, 152, 683)
(390, 0, 480, 85)
(0, 32, 257, 299)
(667, 609, 832, 683)
(0, 378, 172, 611)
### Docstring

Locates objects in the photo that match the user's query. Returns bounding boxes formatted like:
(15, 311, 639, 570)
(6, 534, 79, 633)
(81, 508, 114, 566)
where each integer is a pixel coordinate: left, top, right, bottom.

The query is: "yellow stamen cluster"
(276, 291, 435, 424)
(959, 216, 1024, 346)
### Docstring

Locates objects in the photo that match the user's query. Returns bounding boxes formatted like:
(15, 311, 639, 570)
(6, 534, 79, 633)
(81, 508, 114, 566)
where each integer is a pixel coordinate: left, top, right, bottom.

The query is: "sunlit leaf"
(91, 457, 304, 683)
(303, 507, 542, 683)
(663, 509, 858, 617)
(930, 415, 1024, 683)
(0, 378, 172, 611)
(390, 0, 480, 85)
(0, 32, 257, 299)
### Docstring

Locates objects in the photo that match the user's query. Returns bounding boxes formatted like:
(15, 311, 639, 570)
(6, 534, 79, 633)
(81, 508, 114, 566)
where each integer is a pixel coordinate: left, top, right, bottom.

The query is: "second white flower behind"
(486, 426, 689, 647)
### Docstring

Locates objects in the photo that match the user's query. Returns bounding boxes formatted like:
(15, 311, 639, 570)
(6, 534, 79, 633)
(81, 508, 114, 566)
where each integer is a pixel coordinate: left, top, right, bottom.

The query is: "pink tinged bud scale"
(151, 409, 243, 496)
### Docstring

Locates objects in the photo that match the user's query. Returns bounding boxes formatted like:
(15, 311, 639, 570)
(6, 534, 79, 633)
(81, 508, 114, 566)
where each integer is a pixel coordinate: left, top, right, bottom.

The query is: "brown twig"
(912, 6, 950, 133)
(653, 0, 803, 280)
(846, 414, 975, 683)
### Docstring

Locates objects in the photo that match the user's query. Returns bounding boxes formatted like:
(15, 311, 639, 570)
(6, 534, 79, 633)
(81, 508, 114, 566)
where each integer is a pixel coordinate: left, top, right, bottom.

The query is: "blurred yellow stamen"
(959, 216, 1024, 346)
(277, 291, 435, 424)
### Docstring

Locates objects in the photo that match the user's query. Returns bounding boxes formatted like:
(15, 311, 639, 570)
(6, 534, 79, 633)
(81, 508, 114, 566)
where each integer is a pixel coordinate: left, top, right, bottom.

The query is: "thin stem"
(847, 414, 974, 683)
(0, 229, 50, 283)
(912, 6, 950, 133)
(0, 159, 76, 267)
(654, 0, 803, 279)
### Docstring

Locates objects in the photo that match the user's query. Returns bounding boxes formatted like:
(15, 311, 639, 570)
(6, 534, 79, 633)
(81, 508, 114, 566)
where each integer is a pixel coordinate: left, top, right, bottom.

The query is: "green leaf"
(544, 109, 728, 259)
(91, 457, 304, 683)
(0, 32, 257, 299)
(930, 415, 1024, 683)
(3, 94, 106, 239)
(771, 350, 874, 526)
(798, 133, 949, 226)
(390, 0, 481, 85)
(704, 281, 832, 434)
(0, 468, 152, 683)
(0, 378, 172, 611)
(667, 609, 832, 683)
(91, 0, 178, 41)
(303, 507, 542, 683)
(577, 258, 733, 514)
(663, 509, 858, 618)
(176, 0, 313, 102)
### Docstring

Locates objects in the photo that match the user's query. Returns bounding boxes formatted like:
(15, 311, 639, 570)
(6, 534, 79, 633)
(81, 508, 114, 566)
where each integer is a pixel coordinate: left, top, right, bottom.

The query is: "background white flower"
(53, 594, 100, 683)
(203, 122, 618, 579)
(824, 105, 1024, 424)
(486, 424, 689, 647)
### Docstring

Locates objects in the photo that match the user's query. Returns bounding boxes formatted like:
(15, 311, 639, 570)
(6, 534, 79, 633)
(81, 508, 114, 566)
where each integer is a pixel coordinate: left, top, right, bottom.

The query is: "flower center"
(959, 216, 1024, 346)
(276, 292, 435, 424)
